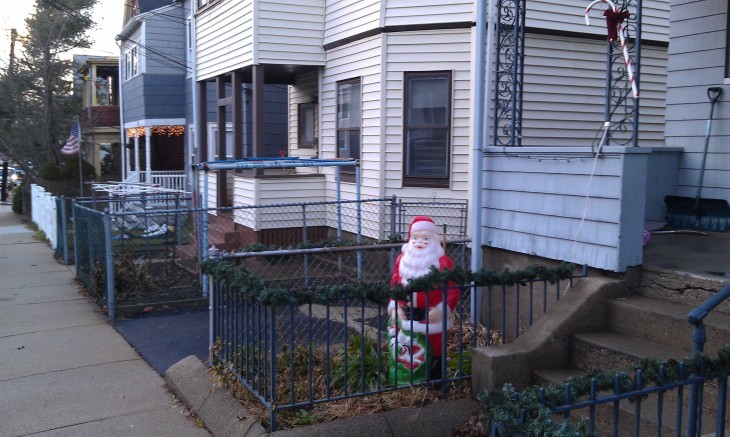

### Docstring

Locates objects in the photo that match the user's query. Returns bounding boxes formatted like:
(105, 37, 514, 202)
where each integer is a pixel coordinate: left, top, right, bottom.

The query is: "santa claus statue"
(387, 216, 459, 385)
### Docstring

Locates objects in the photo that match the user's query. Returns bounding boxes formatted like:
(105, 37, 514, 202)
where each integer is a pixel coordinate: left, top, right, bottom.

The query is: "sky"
(0, 0, 123, 65)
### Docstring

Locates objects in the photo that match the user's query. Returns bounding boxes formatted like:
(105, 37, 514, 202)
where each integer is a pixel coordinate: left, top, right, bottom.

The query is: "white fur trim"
(409, 220, 439, 236)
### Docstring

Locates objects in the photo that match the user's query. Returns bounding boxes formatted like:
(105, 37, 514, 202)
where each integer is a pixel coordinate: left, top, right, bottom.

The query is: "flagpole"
(76, 115, 83, 197)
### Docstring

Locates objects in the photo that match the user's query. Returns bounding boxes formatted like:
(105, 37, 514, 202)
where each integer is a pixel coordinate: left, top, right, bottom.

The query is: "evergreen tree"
(0, 0, 97, 175)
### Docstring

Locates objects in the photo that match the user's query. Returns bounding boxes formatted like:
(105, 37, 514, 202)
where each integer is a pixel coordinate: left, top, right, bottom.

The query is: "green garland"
(201, 257, 576, 308)
(478, 345, 730, 436)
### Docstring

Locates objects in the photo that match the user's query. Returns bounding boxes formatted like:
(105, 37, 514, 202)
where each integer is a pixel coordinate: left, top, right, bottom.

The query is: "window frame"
(336, 78, 362, 178)
(124, 45, 140, 81)
(298, 102, 316, 149)
(402, 71, 452, 188)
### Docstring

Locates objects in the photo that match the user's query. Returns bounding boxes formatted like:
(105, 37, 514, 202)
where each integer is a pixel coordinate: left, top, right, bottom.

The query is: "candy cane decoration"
(585, 0, 639, 99)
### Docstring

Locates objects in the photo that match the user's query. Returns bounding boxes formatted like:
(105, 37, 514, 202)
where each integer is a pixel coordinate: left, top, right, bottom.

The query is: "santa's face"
(408, 231, 434, 251)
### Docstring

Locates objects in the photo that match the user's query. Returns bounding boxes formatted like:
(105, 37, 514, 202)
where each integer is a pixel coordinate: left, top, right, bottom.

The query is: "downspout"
(470, 0, 494, 322)
(191, 6, 199, 193)
(117, 42, 126, 181)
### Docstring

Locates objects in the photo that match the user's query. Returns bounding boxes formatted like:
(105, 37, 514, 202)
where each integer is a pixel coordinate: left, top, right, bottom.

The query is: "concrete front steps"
(531, 289, 730, 436)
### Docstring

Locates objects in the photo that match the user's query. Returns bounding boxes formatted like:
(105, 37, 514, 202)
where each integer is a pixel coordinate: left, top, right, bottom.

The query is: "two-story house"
(76, 55, 121, 179)
(117, 0, 189, 191)
(191, 0, 673, 271)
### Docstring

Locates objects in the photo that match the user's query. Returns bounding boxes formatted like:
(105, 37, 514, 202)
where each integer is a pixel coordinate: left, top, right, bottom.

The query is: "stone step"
(608, 295, 730, 356)
(630, 267, 730, 316)
(571, 331, 688, 373)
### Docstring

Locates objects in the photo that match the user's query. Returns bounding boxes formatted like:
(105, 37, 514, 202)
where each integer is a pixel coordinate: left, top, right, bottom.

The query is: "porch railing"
(139, 170, 187, 192)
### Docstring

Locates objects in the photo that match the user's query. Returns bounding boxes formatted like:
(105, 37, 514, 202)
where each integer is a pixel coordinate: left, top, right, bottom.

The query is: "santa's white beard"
(398, 242, 444, 286)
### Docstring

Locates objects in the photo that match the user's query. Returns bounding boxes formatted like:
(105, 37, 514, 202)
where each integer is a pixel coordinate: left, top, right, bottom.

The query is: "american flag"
(60, 118, 80, 156)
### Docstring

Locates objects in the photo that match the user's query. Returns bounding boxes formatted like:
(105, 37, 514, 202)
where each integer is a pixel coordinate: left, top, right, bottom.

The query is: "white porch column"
(145, 126, 152, 184)
(134, 128, 140, 177)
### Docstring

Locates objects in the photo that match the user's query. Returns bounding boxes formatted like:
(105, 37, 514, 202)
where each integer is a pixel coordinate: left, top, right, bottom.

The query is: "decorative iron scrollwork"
(492, 0, 526, 147)
(603, 0, 641, 147)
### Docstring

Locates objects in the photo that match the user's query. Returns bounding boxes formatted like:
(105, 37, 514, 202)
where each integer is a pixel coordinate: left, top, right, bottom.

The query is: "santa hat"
(407, 216, 439, 239)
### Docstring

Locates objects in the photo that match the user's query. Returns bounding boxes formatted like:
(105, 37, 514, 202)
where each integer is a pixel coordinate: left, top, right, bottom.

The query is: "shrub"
(11, 186, 22, 213)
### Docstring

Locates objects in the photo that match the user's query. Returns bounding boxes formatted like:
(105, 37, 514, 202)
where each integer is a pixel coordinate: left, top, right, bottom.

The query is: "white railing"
(30, 184, 58, 249)
(140, 170, 187, 192)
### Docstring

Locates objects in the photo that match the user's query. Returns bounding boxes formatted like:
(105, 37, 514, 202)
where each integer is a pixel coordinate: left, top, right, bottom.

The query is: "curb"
(165, 356, 266, 436)
(166, 355, 477, 437)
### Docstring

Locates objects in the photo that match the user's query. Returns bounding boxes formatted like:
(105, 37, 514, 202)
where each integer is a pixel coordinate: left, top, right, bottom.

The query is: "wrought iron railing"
(484, 284, 730, 436)
(493, 0, 526, 148)
(205, 245, 582, 431)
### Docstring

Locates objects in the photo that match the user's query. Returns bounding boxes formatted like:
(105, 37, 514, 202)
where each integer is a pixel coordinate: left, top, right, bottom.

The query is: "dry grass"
(208, 316, 502, 431)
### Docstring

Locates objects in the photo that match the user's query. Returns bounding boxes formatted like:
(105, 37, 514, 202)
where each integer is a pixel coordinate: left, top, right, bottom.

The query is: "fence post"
(207, 245, 220, 353)
(60, 196, 69, 265)
(302, 204, 309, 287)
(103, 213, 116, 320)
(72, 203, 80, 278)
(687, 323, 706, 437)
(269, 305, 277, 432)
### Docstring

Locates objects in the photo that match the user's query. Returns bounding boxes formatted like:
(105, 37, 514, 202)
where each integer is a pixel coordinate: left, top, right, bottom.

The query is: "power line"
(39, 0, 94, 27)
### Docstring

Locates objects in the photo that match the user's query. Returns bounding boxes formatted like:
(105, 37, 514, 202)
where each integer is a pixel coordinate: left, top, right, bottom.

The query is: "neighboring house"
(117, 0, 189, 191)
(117, 0, 288, 194)
(192, 0, 672, 270)
(76, 56, 121, 179)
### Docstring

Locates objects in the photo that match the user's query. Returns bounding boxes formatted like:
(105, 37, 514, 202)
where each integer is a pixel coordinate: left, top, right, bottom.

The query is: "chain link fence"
(73, 193, 200, 318)
(71, 193, 469, 319)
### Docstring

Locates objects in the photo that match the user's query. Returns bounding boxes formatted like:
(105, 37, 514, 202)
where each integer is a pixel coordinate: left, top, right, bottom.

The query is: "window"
(298, 103, 316, 148)
(124, 46, 139, 80)
(336, 79, 361, 175)
(186, 17, 193, 78)
(403, 72, 451, 187)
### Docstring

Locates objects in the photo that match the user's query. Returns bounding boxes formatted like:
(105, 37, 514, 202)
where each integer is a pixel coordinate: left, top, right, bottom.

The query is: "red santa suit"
(388, 217, 460, 358)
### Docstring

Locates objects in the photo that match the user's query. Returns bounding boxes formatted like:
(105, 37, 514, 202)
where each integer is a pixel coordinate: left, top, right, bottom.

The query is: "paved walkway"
(0, 203, 209, 436)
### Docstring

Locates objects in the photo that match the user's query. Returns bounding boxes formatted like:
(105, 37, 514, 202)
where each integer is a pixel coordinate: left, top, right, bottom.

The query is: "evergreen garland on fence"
(201, 255, 576, 308)
(478, 344, 730, 436)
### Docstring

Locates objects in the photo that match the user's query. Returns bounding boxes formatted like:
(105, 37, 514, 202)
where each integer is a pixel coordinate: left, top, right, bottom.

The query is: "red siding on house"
(82, 106, 120, 128)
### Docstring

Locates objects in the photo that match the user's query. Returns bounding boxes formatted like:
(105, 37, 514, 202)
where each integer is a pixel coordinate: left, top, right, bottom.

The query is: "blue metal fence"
(485, 284, 730, 436)
(206, 244, 582, 431)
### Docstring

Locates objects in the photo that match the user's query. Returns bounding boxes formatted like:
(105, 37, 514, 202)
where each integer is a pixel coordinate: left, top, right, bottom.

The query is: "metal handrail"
(686, 283, 730, 437)
(688, 284, 730, 327)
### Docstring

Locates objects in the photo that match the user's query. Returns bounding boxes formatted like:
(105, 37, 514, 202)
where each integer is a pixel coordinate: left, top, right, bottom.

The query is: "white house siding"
(665, 0, 729, 201)
(383, 0, 474, 26)
(289, 71, 320, 165)
(382, 29, 473, 198)
(196, 0, 254, 81)
(527, 0, 669, 42)
(519, 34, 667, 147)
(482, 147, 650, 271)
(232, 176, 325, 230)
(323, 0, 380, 46)
(320, 35, 382, 200)
(319, 35, 384, 239)
(256, 0, 325, 65)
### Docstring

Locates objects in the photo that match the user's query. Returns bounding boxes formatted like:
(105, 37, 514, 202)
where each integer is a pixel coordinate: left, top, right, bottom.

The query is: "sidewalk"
(0, 201, 477, 436)
(0, 203, 209, 436)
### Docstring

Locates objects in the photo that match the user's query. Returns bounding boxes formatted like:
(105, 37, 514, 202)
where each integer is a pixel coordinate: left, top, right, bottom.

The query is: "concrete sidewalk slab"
(0, 260, 69, 276)
(0, 324, 140, 380)
(0, 359, 197, 436)
(0, 299, 105, 336)
(1, 269, 75, 290)
(0, 283, 85, 305)
(29, 408, 209, 437)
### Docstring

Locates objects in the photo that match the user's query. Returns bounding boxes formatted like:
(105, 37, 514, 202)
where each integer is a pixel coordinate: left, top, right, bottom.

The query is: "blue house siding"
(143, 75, 186, 119)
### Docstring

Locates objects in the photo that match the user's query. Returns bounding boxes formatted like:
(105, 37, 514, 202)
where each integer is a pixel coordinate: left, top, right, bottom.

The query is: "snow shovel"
(665, 87, 730, 232)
